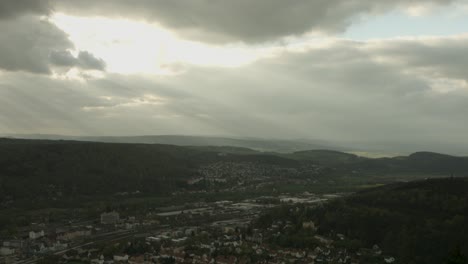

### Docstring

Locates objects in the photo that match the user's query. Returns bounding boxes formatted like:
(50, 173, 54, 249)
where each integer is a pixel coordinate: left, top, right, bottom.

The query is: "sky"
(1, 0, 468, 153)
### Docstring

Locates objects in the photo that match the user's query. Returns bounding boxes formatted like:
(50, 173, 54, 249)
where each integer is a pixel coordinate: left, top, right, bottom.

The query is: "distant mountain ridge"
(1, 134, 343, 153)
(4, 134, 468, 156)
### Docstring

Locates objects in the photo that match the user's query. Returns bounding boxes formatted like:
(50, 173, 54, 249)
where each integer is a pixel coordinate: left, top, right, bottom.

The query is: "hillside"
(329, 151, 468, 178)
(0, 138, 300, 201)
(311, 178, 468, 263)
(0, 139, 199, 199)
(1, 139, 468, 263)
(1, 138, 468, 204)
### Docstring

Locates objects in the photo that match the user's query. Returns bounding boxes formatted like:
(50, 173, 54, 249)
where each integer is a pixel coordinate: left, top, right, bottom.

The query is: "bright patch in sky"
(51, 14, 272, 74)
(51, 5, 468, 76)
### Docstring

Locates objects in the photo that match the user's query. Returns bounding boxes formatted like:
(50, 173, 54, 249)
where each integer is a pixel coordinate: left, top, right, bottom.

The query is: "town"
(0, 187, 397, 264)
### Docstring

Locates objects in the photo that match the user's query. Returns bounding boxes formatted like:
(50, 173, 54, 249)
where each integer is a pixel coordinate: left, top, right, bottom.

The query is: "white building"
(100, 211, 120, 225)
(29, 230, 45, 240)
(113, 254, 129, 262)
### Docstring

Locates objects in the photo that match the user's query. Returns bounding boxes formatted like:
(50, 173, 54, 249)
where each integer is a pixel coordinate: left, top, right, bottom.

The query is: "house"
(2, 240, 24, 249)
(101, 211, 120, 225)
(0, 247, 15, 256)
(126, 223, 136, 230)
(314, 235, 333, 245)
(223, 226, 236, 234)
(57, 229, 91, 241)
(90, 254, 105, 264)
(302, 221, 316, 230)
(171, 230, 184, 238)
(245, 233, 263, 243)
(372, 245, 382, 255)
(50, 241, 68, 251)
(114, 254, 129, 262)
(29, 230, 45, 240)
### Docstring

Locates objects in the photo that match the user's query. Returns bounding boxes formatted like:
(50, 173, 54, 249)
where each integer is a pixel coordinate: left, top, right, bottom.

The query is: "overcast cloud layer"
(2, 36, 468, 150)
(1, 0, 458, 43)
(54, 0, 458, 43)
(57, 0, 460, 42)
(0, 0, 51, 20)
(0, 0, 467, 154)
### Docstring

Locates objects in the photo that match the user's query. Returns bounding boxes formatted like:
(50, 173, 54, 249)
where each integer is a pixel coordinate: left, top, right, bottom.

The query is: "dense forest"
(1, 138, 468, 201)
(0, 138, 299, 200)
(315, 178, 468, 263)
(257, 178, 468, 264)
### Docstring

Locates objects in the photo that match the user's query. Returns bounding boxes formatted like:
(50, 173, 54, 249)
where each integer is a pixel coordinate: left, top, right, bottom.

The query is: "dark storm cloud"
(49, 50, 77, 67)
(54, 0, 456, 43)
(0, 15, 105, 74)
(77, 51, 106, 70)
(0, 15, 71, 74)
(50, 50, 106, 71)
(0, 0, 51, 20)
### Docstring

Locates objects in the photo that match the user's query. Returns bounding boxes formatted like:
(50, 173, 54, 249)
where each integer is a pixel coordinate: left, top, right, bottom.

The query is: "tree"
(447, 246, 467, 264)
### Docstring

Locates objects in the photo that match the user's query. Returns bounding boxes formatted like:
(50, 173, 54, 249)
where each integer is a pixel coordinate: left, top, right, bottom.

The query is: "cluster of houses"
(106, 220, 396, 264)
(0, 211, 153, 263)
(0, 192, 397, 264)
(1, 225, 91, 257)
(192, 161, 322, 192)
(84, 207, 396, 264)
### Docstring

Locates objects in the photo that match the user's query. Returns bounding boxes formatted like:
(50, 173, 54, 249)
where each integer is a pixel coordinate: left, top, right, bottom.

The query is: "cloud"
(1, 35, 468, 153)
(54, 0, 457, 43)
(0, 15, 71, 74)
(365, 36, 468, 81)
(49, 50, 77, 67)
(77, 51, 106, 70)
(50, 50, 106, 71)
(0, 0, 51, 20)
(0, 15, 105, 74)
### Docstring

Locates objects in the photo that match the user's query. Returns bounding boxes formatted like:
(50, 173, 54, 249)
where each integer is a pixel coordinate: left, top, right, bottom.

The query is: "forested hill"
(312, 178, 468, 264)
(0, 138, 301, 200)
(341, 151, 468, 176)
(1, 138, 468, 201)
(289, 150, 468, 174)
